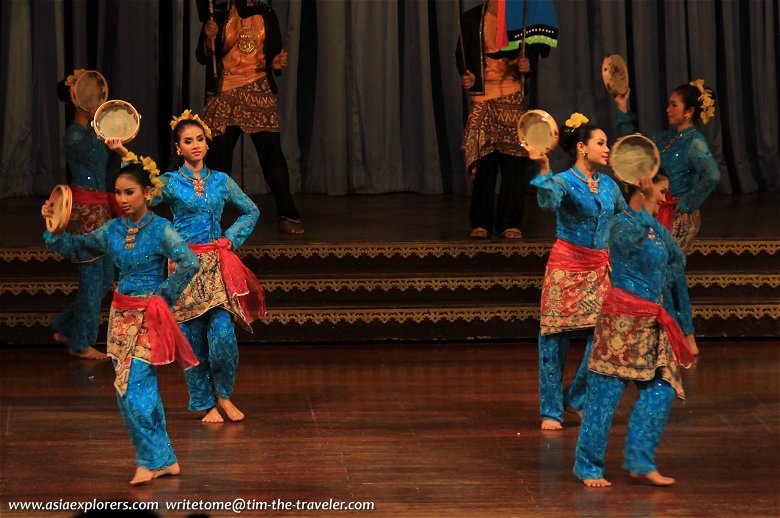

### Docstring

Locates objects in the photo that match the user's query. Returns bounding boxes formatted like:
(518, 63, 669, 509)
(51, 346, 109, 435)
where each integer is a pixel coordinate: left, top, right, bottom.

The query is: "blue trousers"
(538, 331, 592, 422)
(181, 308, 239, 411)
(52, 257, 114, 351)
(116, 359, 177, 470)
(573, 371, 676, 480)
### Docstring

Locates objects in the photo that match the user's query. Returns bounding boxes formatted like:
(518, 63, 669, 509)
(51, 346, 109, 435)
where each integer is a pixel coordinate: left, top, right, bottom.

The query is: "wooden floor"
(1, 341, 778, 517)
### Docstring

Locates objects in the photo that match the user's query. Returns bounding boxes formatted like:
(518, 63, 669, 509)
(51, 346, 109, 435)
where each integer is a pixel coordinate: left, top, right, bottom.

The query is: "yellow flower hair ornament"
(64, 69, 86, 87)
(122, 151, 164, 198)
(170, 109, 213, 140)
(565, 112, 589, 130)
(689, 79, 715, 125)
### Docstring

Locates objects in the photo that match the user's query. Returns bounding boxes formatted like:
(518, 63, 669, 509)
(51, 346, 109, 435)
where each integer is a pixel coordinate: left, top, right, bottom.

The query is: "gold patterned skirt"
(203, 76, 280, 137)
(671, 209, 701, 255)
(589, 310, 685, 400)
(169, 249, 250, 330)
(539, 240, 611, 336)
(107, 305, 152, 397)
(461, 91, 527, 176)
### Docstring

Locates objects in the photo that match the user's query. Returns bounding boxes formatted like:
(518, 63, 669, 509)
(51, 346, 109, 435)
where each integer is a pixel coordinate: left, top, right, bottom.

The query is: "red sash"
(189, 238, 267, 325)
(600, 287, 695, 368)
(111, 291, 199, 369)
(71, 186, 122, 217)
(547, 239, 609, 272)
(656, 191, 677, 231)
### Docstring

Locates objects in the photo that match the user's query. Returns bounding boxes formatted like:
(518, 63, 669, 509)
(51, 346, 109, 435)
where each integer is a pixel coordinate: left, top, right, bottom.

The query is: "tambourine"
(609, 134, 661, 185)
(601, 54, 629, 96)
(70, 70, 108, 112)
(92, 100, 141, 143)
(517, 109, 559, 154)
(45, 184, 73, 234)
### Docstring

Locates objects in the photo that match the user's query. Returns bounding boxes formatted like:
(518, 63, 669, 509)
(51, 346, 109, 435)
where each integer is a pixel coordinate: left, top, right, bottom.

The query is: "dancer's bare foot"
(129, 463, 181, 485)
(153, 462, 180, 479)
(69, 346, 108, 360)
(202, 407, 224, 423)
(541, 419, 563, 431)
(630, 471, 675, 486)
(218, 397, 245, 422)
(129, 467, 155, 486)
(686, 334, 700, 356)
(583, 478, 612, 487)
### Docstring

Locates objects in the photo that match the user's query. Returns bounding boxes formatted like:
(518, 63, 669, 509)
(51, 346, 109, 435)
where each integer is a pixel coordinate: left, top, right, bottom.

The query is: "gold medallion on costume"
(238, 25, 257, 54)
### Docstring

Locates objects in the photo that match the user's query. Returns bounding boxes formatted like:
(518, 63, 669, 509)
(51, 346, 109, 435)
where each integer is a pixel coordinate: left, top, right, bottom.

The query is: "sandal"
(500, 228, 523, 240)
(470, 227, 489, 239)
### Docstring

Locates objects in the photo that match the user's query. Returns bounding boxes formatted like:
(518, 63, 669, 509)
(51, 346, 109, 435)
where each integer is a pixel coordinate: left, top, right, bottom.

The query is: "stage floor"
(2, 191, 779, 248)
(1, 341, 778, 517)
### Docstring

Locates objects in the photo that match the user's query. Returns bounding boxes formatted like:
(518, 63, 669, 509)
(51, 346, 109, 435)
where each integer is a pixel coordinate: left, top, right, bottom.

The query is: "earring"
(580, 150, 587, 157)
(176, 149, 182, 156)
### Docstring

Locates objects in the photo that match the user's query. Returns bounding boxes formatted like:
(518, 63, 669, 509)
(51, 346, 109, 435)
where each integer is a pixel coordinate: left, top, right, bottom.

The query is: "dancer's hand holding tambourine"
(524, 146, 551, 175)
(613, 87, 630, 112)
(42, 185, 72, 234)
(105, 137, 129, 158)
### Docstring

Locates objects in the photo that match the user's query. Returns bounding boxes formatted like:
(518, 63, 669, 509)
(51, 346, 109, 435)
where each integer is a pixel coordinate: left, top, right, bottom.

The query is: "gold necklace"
(571, 167, 600, 194)
(124, 213, 155, 250)
(662, 127, 696, 152)
(623, 210, 656, 240)
(238, 16, 257, 54)
(179, 167, 211, 197)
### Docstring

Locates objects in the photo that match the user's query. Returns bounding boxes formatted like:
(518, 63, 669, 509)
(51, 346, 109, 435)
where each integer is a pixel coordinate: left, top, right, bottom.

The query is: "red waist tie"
(656, 191, 677, 231)
(111, 291, 199, 369)
(547, 239, 610, 272)
(71, 186, 122, 217)
(601, 287, 695, 368)
(189, 238, 267, 324)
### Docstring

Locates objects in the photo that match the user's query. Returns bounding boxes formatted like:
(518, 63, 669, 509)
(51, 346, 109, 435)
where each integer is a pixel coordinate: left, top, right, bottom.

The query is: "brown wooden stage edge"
(1, 192, 779, 343)
(1, 341, 778, 517)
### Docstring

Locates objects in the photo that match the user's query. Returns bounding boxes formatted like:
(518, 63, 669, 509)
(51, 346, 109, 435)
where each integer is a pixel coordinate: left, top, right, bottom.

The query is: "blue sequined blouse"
(617, 112, 720, 213)
(43, 212, 199, 306)
(531, 168, 627, 250)
(64, 122, 108, 191)
(608, 207, 686, 303)
(152, 166, 260, 247)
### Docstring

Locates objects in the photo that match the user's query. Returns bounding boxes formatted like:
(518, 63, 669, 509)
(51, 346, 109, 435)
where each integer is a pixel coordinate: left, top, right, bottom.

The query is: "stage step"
(1, 239, 778, 343)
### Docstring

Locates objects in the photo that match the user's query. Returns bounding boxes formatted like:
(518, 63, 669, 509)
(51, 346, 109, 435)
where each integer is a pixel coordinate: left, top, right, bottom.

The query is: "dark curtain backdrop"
(1, 0, 778, 198)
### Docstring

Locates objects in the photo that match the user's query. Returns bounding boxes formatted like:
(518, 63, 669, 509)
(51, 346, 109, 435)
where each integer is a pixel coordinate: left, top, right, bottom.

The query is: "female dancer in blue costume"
(42, 159, 200, 485)
(113, 111, 264, 424)
(51, 72, 126, 359)
(613, 81, 719, 356)
(573, 173, 695, 487)
(528, 113, 652, 431)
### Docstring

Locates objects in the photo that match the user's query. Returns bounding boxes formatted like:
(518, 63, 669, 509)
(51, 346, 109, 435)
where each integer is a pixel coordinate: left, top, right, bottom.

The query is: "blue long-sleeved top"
(617, 111, 719, 213)
(152, 166, 260, 247)
(64, 122, 108, 191)
(608, 207, 686, 304)
(43, 212, 199, 306)
(531, 168, 627, 250)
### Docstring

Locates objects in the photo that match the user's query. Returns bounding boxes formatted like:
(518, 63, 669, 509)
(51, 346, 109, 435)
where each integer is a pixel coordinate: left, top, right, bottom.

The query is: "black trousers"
(469, 151, 526, 234)
(209, 126, 300, 220)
